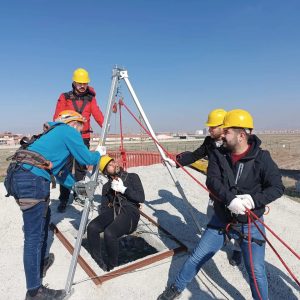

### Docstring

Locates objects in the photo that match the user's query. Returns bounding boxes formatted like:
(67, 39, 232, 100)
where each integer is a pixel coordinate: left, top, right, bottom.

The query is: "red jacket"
(53, 86, 104, 139)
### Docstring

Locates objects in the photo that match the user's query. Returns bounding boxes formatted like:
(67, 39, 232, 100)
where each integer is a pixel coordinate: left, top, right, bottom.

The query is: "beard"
(222, 138, 233, 150)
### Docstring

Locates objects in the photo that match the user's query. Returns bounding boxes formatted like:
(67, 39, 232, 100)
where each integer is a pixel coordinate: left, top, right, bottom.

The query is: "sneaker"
(41, 253, 55, 278)
(57, 202, 67, 213)
(157, 284, 181, 300)
(229, 250, 242, 266)
(25, 285, 66, 300)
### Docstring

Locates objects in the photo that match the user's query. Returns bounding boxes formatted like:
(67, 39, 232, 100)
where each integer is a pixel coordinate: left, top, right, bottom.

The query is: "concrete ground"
(0, 164, 299, 300)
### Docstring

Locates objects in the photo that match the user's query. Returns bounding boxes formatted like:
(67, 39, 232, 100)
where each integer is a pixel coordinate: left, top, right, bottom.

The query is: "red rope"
(248, 209, 300, 260)
(120, 100, 210, 191)
(119, 99, 124, 152)
(249, 213, 300, 287)
(118, 98, 127, 170)
(247, 213, 263, 300)
(120, 99, 300, 286)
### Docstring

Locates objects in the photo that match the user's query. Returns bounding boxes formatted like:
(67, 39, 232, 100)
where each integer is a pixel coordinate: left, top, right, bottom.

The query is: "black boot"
(229, 250, 242, 266)
(41, 253, 55, 278)
(157, 284, 182, 300)
(25, 285, 65, 300)
(57, 185, 70, 213)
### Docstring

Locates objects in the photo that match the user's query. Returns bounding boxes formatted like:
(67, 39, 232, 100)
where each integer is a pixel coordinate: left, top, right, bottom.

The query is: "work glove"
(237, 194, 255, 210)
(95, 145, 107, 156)
(111, 178, 127, 194)
(164, 157, 177, 168)
(227, 197, 246, 215)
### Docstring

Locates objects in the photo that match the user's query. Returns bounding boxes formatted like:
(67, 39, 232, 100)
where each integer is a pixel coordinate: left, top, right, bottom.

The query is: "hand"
(95, 145, 106, 156)
(237, 194, 255, 210)
(164, 158, 176, 168)
(111, 178, 127, 194)
(227, 197, 246, 215)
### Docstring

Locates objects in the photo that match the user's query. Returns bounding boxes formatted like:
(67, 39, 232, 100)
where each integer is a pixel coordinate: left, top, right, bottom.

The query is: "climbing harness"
(4, 123, 64, 196)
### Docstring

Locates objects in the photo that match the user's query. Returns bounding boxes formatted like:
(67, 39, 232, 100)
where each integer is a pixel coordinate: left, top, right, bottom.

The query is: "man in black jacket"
(173, 108, 227, 167)
(87, 155, 145, 271)
(158, 109, 284, 300)
(168, 108, 242, 266)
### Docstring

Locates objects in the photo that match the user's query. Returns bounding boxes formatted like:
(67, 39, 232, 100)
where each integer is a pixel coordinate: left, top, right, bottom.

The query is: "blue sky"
(1, 0, 300, 134)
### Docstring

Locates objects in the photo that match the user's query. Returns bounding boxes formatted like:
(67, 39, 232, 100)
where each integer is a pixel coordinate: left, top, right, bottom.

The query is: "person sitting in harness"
(4, 110, 104, 300)
(158, 109, 284, 300)
(87, 155, 145, 272)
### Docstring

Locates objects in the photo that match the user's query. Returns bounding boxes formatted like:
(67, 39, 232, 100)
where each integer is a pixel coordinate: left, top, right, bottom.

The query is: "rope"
(118, 98, 127, 170)
(248, 210, 300, 260)
(247, 213, 263, 300)
(119, 98, 124, 153)
(249, 212, 300, 287)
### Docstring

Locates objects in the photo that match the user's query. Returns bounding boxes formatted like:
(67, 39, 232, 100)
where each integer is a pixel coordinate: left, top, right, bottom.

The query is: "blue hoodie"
(23, 122, 100, 188)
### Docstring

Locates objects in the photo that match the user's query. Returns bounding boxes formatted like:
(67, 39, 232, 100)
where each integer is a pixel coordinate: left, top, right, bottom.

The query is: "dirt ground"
(258, 134, 300, 201)
(1, 134, 300, 201)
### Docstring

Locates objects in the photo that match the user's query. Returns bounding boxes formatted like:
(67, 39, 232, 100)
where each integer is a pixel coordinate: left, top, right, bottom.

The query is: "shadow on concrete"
(147, 189, 245, 300)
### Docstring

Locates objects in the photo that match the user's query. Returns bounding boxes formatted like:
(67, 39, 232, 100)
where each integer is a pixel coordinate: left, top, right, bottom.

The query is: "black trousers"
(87, 205, 140, 268)
(59, 138, 90, 203)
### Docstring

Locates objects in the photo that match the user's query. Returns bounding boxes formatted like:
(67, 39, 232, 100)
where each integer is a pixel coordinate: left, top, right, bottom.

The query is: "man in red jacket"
(53, 68, 104, 212)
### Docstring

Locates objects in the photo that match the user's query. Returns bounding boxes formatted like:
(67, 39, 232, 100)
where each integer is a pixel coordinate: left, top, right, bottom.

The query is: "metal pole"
(100, 67, 121, 145)
(120, 70, 203, 234)
(64, 199, 91, 295)
(63, 68, 121, 296)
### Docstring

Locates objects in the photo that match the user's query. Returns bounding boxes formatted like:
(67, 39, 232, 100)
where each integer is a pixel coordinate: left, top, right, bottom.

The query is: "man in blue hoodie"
(4, 110, 103, 300)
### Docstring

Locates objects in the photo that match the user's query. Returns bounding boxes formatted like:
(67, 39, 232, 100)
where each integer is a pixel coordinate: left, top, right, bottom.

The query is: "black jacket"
(206, 135, 284, 224)
(101, 170, 145, 213)
(176, 136, 217, 167)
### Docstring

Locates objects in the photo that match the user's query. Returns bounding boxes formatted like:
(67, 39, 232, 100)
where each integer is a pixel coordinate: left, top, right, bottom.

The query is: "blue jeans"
(174, 219, 268, 300)
(10, 167, 51, 291)
(23, 201, 51, 290)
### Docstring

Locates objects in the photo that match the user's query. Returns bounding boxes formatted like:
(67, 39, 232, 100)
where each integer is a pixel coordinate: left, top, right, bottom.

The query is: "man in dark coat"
(168, 108, 242, 266)
(87, 155, 145, 271)
(158, 109, 284, 300)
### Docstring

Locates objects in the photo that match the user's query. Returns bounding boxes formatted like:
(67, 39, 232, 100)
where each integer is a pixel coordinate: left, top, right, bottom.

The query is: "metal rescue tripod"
(63, 67, 203, 297)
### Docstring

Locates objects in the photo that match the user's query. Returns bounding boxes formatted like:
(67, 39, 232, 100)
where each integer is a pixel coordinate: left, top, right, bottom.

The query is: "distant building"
(195, 129, 204, 135)
(0, 132, 22, 145)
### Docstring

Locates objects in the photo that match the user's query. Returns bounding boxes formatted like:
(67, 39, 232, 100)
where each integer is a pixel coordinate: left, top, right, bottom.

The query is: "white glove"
(111, 178, 127, 194)
(95, 145, 106, 156)
(237, 194, 255, 210)
(164, 158, 176, 168)
(227, 197, 246, 215)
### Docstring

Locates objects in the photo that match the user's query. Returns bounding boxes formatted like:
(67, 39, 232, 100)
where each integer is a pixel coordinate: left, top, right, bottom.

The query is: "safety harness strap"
(206, 224, 265, 246)
(11, 149, 52, 170)
(64, 91, 92, 114)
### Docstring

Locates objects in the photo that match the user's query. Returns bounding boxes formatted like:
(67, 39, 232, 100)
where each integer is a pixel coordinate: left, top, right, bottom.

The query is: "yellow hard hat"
(222, 109, 254, 129)
(72, 68, 90, 83)
(205, 108, 227, 127)
(55, 110, 86, 124)
(99, 155, 114, 173)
